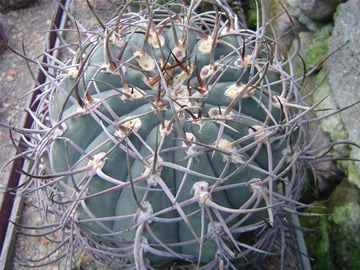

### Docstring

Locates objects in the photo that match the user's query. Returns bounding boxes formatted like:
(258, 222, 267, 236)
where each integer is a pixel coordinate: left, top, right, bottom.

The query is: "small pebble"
(6, 75, 14, 82)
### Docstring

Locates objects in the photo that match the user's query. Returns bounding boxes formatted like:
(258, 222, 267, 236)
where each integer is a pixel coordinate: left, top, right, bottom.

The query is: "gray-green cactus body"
(44, 3, 290, 267)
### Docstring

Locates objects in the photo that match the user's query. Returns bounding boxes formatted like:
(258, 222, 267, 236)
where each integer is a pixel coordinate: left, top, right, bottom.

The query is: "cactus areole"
(27, 1, 310, 268)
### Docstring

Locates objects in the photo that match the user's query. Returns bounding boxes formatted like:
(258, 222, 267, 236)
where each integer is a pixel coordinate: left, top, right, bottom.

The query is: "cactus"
(2, 0, 349, 268)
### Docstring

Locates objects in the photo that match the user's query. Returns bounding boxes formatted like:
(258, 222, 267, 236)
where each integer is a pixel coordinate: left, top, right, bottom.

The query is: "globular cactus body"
(15, 0, 314, 268)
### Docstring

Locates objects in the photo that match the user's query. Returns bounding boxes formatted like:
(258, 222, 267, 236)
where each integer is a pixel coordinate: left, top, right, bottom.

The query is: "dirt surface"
(1, 2, 60, 268)
(0, 0, 56, 187)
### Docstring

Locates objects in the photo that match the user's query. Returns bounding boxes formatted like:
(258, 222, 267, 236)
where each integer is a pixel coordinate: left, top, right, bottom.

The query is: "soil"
(0, 0, 55, 187)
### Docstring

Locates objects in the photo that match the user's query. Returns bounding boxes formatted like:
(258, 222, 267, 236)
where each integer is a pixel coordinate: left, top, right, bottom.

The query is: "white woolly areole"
(208, 107, 234, 120)
(199, 37, 213, 54)
(249, 125, 271, 141)
(65, 67, 79, 79)
(38, 161, 46, 174)
(249, 178, 263, 194)
(173, 69, 192, 86)
(208, 221, 221, 235)
(218, 138, 243, 163)
(192, 119, 206, 133)
(172, 84, 188, 98)
(114, 117, 142, 138)
(146, 174, 162, 187)
(142, 156, 163, 187)
(184, 132, 195, 143)
(87, 152, 107, 175)
(160, 120, 173, 137)
(221, 26, 236, 36)
(134, 51, 155, 71)
(173, 44, 186, 61)
(234, 55, 254, 68)
(52, 122, 67, 139)
(224, 84, 256, 99)
(218, 139, 233, 150)
(192, 181, 211, 205)
(109, 32, 125, 47)
(137, 201, 154, 224)
(167, 86, 195, 119)
(171, 85, 193, 109)
(183, 132, 197, 156)
(140, 236, 149, 252)
(148, 30, 165, 48)
(100, 63, 114, 73)
(282, 148, 293, 163)
(68, 207, 79, 222)
(272, 96, 287, 109)
(123, 86, 143, 100)
(208, 107, 225, 119)
(200, 63, 220, 80)
(76, 97, 101, 115)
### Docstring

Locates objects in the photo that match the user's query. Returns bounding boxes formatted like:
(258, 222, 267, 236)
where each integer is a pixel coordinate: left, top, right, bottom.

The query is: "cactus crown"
(3, 0, 330, 268)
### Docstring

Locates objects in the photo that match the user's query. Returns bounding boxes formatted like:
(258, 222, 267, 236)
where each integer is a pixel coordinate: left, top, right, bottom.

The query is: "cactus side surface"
(9, 1, 318, 268)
